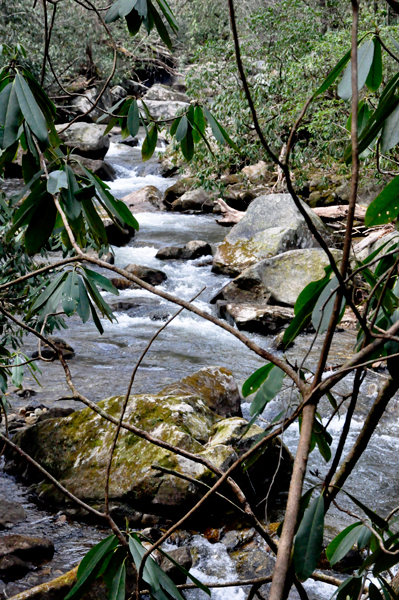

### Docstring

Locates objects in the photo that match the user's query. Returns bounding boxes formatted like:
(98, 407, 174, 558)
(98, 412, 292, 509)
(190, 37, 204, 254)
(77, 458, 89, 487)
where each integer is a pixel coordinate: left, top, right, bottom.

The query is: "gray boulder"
(138, 99, 189, 121)
(69, 86, 112, 123)
(171, 188, 213, 212)
(156, 241, 212, 261)
(212, 194, 329, 276)
(213, 248, 342, 307)
(164, 179, 194, 205)
(56, 123, 110, 160)
(5, 368, 292, 524)
(217, 301, 294, 335)
(122, 186, 164, 213)
(144, 84, 189, 103)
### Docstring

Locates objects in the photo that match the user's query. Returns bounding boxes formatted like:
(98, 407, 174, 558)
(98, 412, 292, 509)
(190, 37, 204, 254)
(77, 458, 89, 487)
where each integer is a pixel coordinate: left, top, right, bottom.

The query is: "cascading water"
(1, 137, 399, 599)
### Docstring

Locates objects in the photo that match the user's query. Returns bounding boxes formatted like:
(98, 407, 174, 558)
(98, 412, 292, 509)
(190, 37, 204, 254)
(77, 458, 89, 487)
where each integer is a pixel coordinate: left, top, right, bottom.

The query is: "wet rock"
(110, 278, 138, 291)
(230, 539, 274, 580)
(217, 301, 294, 334)
(37, 407, 76, 422)
(164, 179, 194, 205)
(223, 183, 257, 211)
(70, 155, 116, 182)
(31, 338, 75, 360)
(171, 188, 214, 213)
(16, 389, 37, 398)
(160, 366, 241, 418)
(102, 219, 134, 247)
(0, 535, 54, 565)
(0, 500, 26, 530)
(55, 123, 110, 160)
(221, 528, 255, 551)
(123, 264, 167, 286)
(158, 546, 192, 585)
(138, 99, 189, 121)
(0, 555, 31, 582)
(5, 368, 292, 524)
(156, 241, 212, 261)
(144, 84, 190, 103)
(212, 248, 343, 307)
(212, 194, 329, 276)
(122, 186, 164, 213)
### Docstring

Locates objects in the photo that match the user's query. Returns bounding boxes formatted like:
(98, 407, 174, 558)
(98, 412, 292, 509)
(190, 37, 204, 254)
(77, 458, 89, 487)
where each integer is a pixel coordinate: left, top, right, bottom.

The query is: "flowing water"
(1, 140, 399, 599)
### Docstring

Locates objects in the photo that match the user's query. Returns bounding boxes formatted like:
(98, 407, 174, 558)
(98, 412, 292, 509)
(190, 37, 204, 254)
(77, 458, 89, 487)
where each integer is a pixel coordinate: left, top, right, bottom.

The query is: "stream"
(1, 138, 399, 599)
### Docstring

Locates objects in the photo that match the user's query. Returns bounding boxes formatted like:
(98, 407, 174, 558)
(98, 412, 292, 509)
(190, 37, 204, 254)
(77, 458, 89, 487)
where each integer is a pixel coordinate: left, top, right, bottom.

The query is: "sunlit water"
(1, 140, 399, 599)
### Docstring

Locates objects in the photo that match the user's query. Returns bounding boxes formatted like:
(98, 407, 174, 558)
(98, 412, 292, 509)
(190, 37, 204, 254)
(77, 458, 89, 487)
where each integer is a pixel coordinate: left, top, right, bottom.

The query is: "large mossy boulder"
(213, 248, 343, 307)
(6, 367, 292, 525)
(212, 194, 329, 276)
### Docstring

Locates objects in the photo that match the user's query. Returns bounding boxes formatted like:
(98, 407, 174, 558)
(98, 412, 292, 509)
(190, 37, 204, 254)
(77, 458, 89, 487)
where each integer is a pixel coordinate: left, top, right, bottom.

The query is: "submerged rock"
(55, 123, 110, 160)
(0, 535, 54, 582)
(212, 194, 329, 276)
(5, 367, 292, 525)
(31, 338, 75, 360)
(156, 240, 212, 261)
(0, 500, 26, 530)
(213, 248, 342, 307)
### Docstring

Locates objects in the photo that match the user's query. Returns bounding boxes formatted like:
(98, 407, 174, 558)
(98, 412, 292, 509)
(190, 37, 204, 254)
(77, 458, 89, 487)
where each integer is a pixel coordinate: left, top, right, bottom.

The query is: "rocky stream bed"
(1, 130, 399, 600)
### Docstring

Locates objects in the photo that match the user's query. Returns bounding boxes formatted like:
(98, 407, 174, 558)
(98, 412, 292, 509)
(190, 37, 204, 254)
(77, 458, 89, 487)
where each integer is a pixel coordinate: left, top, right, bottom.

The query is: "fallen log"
(215, 198, 245, 226)
(312, 204, 367, 221)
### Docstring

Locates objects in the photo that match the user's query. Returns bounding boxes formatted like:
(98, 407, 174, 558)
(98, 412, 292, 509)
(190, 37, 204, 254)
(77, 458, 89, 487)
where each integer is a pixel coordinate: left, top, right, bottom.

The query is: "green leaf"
(119, 0, 137, 17)
(293, 495, 325, 581)
(82, 268, 119, 295)
(47, 170, 68, 195)
(373, 541, 399, 576)
(76, 276, 91, 323)
(82, 197, 107, 243)
(66, 536, 118, 600)
(381, 103, 399, 153)
(82, 168, 139, 230)
(175, 115, 188, 142)
(338, 38, 374, 100)
(155, 0, 178, 32)
(336, 576, 362, 600)
(142, 125, 158, 161)
(87, 295, 104, 334)
(314, 48, 351, 97)
(313, 421, 332, 463)
(277, 486, 316, 537)
(105, 1, 122, 23)
(6, 181, 47, 240)
(14, 72, 48, 144)
(109, 561, 126, 600)
(61, 165, 81, 222)
(365, 175, 399, 227)
(127, 100, 140, 138)
(74, 185, 96, 202)
(357, 525, 372, 550)
(181, 125, 194, 161)
(31, 271, 68, 313)
(311, 276, 346, 334)
(150, 2, 172, 50)
(366, 38, 383, 92)
(369, 582, 383, 600)
(170, 116, 181, 137)
(250, 366, 285, 416)
(125, 8, 143, 36)
(62, 271, 80, 316)
(192, 106, 206, 143)
(11, 355, 24, 388)
(242, 363, 274, 397)
(24, 194, 57, 255)
(9, 167, 44, 205)
(203, 107, 240, 152)
(155, 546, 210, 596)
(343, 491, 388, 530)
(0, 81, 22, 149)
(326, 522, 362, 566)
